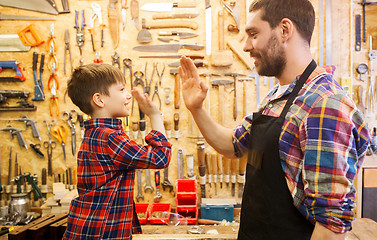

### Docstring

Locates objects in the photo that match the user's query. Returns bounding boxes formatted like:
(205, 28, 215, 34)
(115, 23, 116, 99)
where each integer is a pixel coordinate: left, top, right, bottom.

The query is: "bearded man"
(178, 0, 370, 239)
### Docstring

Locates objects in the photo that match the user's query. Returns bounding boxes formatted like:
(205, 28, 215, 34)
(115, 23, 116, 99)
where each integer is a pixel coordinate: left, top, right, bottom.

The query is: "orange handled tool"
(17, 24, 44, 47)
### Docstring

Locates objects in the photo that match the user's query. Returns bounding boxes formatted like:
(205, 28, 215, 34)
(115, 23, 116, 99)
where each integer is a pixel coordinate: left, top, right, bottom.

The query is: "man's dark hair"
(249, 0, 315, 44)
(67, 63, 125, 115)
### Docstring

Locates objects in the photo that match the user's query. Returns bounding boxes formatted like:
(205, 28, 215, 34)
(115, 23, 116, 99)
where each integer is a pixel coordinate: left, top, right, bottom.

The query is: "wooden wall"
(0, 0, 376, 210)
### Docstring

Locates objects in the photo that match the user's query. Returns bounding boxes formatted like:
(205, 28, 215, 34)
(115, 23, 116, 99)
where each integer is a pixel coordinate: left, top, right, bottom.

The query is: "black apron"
(238, 60, 317, 240)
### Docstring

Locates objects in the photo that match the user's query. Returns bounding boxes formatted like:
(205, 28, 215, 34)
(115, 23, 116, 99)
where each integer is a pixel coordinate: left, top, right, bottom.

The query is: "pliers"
(112, 51, 120, 69)
(152, 81, 161, 110)
(64, 29, 73, 76)
(74, 10, 86, 55)
(48, 63, 59, 117)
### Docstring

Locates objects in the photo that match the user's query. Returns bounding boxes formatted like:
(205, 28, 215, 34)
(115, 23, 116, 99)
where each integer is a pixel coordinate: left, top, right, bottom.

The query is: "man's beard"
(251, 33, 286, 78)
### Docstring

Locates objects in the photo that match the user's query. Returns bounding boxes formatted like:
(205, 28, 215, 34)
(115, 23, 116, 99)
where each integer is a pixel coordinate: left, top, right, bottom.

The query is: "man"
(178, 0, 370, 239)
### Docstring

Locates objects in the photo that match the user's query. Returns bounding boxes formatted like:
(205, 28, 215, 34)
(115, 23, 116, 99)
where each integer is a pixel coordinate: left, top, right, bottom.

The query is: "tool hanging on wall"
(205, 0, 211, 56)
(121, 0, 127, 30)
(358, 0, 377, 43)
(173, 113, 179, 140)
(0, 90, 36, 111)
(238, 155, 247, 198)
(108, 0, 120, 49)
(64, 29, 73, 76)
(47, 26, 58, 71)
(153, 12, 199, 20)
(211, 79, 233, 125)
(63, 110, 78, 156)
(220, 0, 240, 32)
(74, 10, 86, 55)
(153, 170, 162, 202)
(89, 3, 105, 52)
(225, 73, 245, 121)
(17, 24, 45, 47)
(211, 153, 218, 195)
(94, 51, 103, 63)
(0, 116, 41, 140)
(212, 10, 233, 67)
(144, 20, 199, 30)
(230, 158, 238, 197)
(130, 0, 139, 30)
(51, 124, 68, 161)
(205, 153, 212, 195)
(43, 119, 56, 176)
(197, 141, 206, 199)
(32, 53, 45, 101)
(177, 149, 184, 179)
(111, 52, 121, 69)
(355, 14, 361, 51)
(140, 1, 197, 12)
(217, 154, 223, 189)
(0, 34, 30, 52)
(48, 63, 59, 117)
(0, 60, 26, 82)
(0, 12, 55, 21)
(356, 63, 368, 82)
(169, 69, 181, 109)
(223, 156, 230, 189)
(0, 0, 59, 15)
(137, 18, 152, 43)
(366, 35, 376, 114)
(136, 169, 144, 202)
(139, 54, 204, 59)
(133, 43, 204, 52)
(144, 169, 154, 193)
(1, 125, 27, 149)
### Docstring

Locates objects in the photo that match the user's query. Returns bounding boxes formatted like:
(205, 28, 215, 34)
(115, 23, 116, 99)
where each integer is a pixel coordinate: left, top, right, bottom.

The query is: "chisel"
(217, 154, 223, 189)
(211, 153, 218, 195)
(230, 158, 238, 197)
(223, 156, 230, 189)
(238, 155, 247, 198)
(205, 153, 212, 194)
(197, 141, 206, 198)
(174, 113, 179, 140)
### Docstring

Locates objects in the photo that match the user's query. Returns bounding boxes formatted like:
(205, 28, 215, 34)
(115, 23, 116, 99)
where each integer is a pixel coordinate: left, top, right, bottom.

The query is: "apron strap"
(280, 60, 317, 119)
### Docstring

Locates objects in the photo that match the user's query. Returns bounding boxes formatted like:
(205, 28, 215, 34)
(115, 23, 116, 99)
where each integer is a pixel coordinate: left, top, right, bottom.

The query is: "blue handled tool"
(0, 60, 26, 82)
(32, 52, 45, 101)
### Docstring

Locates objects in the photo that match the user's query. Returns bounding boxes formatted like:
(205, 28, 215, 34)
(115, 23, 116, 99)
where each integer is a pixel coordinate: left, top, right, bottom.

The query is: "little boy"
(63, 63, 171, 239)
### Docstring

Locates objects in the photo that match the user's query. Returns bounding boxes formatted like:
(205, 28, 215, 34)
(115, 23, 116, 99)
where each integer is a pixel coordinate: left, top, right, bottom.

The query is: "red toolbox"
(135, 203, 149, 224)
(176, 179, 197, 200)
(148, 203, 171, 225)
(175, 179, 198, 225)
(176, 205, 198, 225)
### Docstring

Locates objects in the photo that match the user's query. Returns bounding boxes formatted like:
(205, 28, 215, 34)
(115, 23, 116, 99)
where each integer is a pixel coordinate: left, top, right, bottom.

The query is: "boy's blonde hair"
(67, 63, 125, 115)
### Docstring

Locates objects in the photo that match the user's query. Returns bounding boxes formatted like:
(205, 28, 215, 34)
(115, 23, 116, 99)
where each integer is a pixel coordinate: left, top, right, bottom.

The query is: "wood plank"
(8, 215, 55, 240)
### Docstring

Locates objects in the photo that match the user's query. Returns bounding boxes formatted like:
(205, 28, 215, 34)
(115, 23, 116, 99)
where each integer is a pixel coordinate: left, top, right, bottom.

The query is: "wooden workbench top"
(1, 218, 376, 239)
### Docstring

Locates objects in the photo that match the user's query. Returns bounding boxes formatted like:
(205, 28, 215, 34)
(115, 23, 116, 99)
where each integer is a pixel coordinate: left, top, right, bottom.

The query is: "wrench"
(136, 169, 144, 202)
(153, 170, 162, 202)
(161, 167, 173, 192)
(144, 169, 154, 193)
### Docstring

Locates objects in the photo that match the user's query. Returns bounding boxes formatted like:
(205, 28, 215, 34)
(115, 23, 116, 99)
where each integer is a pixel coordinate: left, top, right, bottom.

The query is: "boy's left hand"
(131, 88, 160, 117)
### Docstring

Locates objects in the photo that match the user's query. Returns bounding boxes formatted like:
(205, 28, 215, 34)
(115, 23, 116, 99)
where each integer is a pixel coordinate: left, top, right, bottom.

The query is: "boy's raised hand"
(179, 56, 208, 112)
(131, 88, 160, 118)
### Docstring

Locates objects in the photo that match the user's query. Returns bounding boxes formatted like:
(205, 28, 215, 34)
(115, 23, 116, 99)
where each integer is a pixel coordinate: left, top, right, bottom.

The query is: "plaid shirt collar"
(263, 65, 336, 103)
(84, 118, 123, 130)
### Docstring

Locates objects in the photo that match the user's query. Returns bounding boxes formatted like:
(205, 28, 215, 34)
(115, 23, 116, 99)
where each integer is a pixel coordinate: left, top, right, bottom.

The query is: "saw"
(0, 0, 59, 15)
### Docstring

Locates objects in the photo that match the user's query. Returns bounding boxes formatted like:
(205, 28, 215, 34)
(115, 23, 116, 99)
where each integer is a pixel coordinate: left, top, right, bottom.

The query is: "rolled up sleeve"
(302, 94, 370, 233)
(107, 130, 172, 170)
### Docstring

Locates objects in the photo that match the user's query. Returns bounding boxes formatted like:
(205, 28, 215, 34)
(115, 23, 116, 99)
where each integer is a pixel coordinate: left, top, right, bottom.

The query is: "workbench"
(3, 218, 375, 240)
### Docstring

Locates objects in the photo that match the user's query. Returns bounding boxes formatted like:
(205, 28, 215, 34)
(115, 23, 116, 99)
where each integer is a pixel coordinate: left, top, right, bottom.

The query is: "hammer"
(200, 73, 221, 116)
(170, 68, 180, 109)
(211, 79, 233, 125)
(225, 73, 246, 121)
(238, 78, 254, 117)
